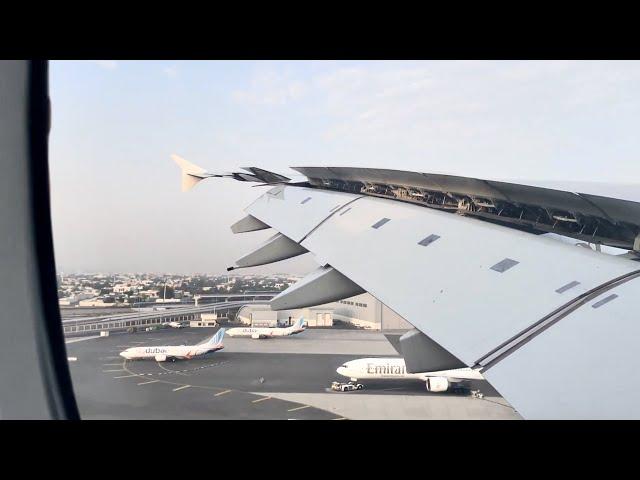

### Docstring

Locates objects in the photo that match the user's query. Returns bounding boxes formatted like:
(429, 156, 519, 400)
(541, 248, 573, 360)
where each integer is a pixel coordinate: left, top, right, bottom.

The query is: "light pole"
(162, 276, 167, 303)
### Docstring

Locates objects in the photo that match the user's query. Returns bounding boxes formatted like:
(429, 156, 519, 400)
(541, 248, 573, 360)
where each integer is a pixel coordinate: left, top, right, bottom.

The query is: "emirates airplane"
(226, 318, 306, 339)
(119, 328, 225, 362)
(337, 357, 484, 392)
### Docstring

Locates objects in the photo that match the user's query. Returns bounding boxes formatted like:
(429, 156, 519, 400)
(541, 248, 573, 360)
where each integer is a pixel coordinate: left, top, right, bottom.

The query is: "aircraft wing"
(178, 158, 640, 419)
(172, 154, 290, 191)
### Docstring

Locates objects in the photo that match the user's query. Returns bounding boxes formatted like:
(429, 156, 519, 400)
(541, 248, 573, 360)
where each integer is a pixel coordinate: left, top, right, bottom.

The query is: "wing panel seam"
(298, 196, 364, 244)
(477, 269, 640, 372)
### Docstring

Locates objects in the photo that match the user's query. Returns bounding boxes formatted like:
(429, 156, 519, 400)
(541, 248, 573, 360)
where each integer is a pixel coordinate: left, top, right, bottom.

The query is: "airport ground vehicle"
(163, 321, 185, 329)
(331, 381, 364, 392)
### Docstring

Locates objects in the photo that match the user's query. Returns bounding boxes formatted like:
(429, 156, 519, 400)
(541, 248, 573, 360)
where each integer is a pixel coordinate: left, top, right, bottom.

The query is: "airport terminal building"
(237, 292, 412, 330)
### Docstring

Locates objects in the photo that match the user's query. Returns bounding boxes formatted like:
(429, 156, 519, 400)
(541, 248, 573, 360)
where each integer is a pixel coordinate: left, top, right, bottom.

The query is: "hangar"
(236, 292, 413, 330)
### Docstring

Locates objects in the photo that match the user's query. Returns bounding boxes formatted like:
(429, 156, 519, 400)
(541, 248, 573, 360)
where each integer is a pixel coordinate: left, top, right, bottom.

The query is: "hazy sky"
(49, 60, 640, 274)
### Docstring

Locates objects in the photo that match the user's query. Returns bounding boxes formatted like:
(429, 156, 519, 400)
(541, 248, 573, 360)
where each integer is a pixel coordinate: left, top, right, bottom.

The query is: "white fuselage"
(336, 357, 484, 382)
(226, 326, 303, 339)
(120, 343, 223, 361)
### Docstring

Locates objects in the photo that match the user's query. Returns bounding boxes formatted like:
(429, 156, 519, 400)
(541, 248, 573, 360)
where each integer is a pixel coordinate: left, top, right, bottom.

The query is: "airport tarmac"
(65, 327, 522, 420)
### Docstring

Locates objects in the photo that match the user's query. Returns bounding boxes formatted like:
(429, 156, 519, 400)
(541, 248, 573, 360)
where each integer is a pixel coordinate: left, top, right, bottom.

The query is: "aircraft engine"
(155, 354, 167, 362)
(425, 377, 449, 392)
(251, 333, 261, 339)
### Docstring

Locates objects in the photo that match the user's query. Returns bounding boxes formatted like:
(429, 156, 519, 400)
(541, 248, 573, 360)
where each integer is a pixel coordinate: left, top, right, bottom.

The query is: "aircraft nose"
(119, 351, 127, 358)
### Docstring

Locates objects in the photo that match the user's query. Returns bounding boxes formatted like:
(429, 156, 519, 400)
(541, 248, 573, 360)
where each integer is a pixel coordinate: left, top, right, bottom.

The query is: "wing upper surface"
(299, 195, 638, 364)
(245, 185, 362, 243)
(242, 184, 640, 418)
(482, 278, 640, 419)
(179, 156, 640, 418)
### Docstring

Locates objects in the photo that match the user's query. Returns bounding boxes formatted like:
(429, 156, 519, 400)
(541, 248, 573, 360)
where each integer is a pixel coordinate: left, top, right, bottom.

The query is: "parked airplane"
(226, 318, 306, 339)
(337, 357, 484, 392)
(119, 328, 225, 362)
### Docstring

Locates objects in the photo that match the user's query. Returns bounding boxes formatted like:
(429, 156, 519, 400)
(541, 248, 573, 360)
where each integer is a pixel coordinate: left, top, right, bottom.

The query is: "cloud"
(90, 60, 118, 70)
(314, 61, 638, 131)
(226, 60, 640, 180)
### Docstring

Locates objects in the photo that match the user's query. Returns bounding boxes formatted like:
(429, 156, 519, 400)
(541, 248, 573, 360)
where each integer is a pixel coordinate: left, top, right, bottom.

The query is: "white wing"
(180, 160, 640, 419)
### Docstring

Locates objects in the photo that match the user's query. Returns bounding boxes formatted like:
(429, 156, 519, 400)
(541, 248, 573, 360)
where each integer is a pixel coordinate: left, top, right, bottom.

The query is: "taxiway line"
(138, 380, 160, 385)
(287, 405, 311, 412)
(252, 396, 272, 403)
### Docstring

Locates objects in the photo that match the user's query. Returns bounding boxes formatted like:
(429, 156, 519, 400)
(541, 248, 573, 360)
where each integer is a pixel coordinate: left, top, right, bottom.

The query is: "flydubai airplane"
(119, 328, 225, 362)
(337, 357, 484, 392)
(226, 318, 306, 339)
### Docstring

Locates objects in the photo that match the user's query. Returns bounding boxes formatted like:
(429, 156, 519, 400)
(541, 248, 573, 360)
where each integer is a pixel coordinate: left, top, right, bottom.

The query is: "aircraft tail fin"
(294, 317, 306, 329)
(172, 154, 211, 192)
(209, 328, 225, 345)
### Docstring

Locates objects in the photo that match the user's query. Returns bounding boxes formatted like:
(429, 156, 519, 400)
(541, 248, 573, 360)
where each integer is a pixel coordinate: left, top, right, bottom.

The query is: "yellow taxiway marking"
(287, 405, 311, 412)
(103, 363, 122, 366)
(252, 396, 272, 404)
(103, 369, 125, 373)
(113, 374, 137, 379)
(138, 380, 159, 385)
(172, 385, 191, 392)
(214, 389, 232, 397)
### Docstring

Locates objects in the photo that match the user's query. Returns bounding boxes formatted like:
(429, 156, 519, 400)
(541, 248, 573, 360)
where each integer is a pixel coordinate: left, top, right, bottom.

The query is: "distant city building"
(113, 284, 131, 293)
(58, 290, 99, 306)
(78, 298, 113, 307)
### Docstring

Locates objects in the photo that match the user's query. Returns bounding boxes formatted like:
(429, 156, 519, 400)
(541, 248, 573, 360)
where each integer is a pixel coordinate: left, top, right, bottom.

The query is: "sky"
(49, 60, 640, 275)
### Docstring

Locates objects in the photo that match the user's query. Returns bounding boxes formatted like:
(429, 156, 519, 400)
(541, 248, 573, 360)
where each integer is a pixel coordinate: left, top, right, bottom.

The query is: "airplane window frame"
(0, 59, 80, 419)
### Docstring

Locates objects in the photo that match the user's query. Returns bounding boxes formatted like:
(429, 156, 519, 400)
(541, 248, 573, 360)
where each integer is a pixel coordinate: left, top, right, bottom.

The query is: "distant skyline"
(50, 60, 640, 274)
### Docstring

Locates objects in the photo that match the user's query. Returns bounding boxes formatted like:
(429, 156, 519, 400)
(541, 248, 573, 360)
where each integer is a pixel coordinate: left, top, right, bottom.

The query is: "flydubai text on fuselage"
(226, 318, 306, 339)
(119, 328, 225, 362)
(336, 357, 484, 392)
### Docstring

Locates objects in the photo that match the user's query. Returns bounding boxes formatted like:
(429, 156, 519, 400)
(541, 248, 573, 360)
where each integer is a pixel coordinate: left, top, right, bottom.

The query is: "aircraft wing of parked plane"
(174, 155, 640, 419)
(226, 317, 306, 339)
(120, 328, 225, 362)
